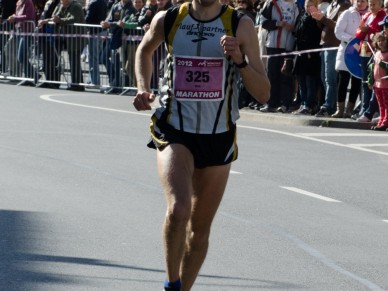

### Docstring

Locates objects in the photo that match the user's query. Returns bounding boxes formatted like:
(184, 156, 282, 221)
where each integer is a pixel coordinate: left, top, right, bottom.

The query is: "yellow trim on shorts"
(150, 115, 168, 146)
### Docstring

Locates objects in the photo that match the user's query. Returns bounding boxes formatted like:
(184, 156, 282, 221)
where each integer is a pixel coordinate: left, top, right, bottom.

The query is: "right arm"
(133, 11, 166, 110)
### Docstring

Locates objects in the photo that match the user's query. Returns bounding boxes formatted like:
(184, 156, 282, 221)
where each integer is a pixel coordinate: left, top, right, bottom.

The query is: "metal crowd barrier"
(0, 21, 163, 94)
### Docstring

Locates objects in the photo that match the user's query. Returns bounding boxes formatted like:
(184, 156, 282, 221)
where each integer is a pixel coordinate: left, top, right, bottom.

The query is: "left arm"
(221, 16, 270, 104)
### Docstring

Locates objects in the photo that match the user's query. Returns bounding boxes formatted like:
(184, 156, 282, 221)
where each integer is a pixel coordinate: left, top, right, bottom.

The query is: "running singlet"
(151, 3, 241, 134)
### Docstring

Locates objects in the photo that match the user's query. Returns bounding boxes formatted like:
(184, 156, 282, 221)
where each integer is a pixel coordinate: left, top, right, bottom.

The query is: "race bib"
(173, 56, 225, 101)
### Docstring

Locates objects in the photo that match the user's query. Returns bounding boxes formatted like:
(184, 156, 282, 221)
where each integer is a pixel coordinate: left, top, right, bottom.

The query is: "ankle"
(164, 279, 181, 291)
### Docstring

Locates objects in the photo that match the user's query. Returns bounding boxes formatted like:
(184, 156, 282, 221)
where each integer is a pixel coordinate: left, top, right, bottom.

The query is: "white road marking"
(238, 125, 388, 157)
(230, 170, 242, 174)
(347, 144, 388, 147)
(297, 133, 387, 137)
(221, 212, 385, 291)
(383, 220, 388, 223)
(281, 186, 341, 202)
(40, 94, 151, 117)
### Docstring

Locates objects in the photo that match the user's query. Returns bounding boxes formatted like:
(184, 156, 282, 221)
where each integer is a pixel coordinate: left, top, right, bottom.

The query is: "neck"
(191, 0, 222, 21)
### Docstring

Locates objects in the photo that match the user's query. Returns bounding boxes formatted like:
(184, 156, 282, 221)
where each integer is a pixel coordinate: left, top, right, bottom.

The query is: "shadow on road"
(0, 209, 302, 290)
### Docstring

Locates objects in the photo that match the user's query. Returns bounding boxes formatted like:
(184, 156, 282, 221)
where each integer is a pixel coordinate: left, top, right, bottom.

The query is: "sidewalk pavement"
(239, 108, 376, 130)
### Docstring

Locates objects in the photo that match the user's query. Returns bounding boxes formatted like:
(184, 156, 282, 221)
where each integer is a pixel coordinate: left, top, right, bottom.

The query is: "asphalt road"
(1, 83, 388, 291)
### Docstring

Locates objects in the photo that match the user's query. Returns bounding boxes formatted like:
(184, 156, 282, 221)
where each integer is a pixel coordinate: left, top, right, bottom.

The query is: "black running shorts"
(147, 123, 238, 169)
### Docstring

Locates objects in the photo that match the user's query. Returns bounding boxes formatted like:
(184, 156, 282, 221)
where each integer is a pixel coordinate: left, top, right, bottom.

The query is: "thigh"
(189, 164, 231, 232)
(157, 143, 195, 209)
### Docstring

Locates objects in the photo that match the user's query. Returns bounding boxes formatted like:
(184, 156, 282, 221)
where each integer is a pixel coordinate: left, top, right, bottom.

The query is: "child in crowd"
(368, 32, 388, 131)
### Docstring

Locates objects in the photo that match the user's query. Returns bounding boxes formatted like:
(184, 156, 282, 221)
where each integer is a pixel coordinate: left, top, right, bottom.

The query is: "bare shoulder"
(236, 15, 256, 42)
(149, 10, 168, 39)
(236, 15, 259, 55)
(140, 10, 167, 50)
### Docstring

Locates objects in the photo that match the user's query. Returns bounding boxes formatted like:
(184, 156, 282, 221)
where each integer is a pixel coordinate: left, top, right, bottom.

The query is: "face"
(157, 0, 167, 7)
(236, 0, 247, 9)
(377, 36, 387, 49)
(384, 0, 388, 13)
(133, 0, 144, 9)
(355, 0, 368, 10)
(305, 0, 317, 14)
(368, 0, 382, 14)
(61, 0, 71, 7)
(384, 25, 388, 35)
(195, 0, 219, 7)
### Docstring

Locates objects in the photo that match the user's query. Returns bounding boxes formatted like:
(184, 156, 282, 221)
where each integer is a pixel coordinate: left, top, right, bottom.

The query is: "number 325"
(185, 71, 210, 83)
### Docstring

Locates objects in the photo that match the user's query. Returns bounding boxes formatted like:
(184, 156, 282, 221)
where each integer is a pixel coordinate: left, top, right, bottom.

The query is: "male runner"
(133, 0, 270, 289)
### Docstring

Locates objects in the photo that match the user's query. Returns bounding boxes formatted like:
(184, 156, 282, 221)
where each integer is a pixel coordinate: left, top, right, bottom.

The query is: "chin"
(195, 0, 218, 6)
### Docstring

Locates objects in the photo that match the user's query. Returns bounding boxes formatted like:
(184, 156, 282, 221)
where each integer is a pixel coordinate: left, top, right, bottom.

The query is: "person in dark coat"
(37, 0, 61, 88)
(293, 0, 322, 114)
(52, 0, 87, 91)
(0, 0, 17, 72)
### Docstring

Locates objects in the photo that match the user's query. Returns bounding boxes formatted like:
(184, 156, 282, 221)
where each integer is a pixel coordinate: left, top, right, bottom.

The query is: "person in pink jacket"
(354, 0, 385, 119)
(368, 30, 388, 130)
(8, 0, 38, 84)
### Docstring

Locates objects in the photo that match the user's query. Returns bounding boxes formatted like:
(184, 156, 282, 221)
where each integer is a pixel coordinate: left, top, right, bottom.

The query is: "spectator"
(138, 0, 157, 30)
(311, 0, 351, 117)
(85, 0, 108, 87)
(368, 31, 388, 130)
(354, 0, 385, 121)
(260, 0, 301, 113)
(235, 0, 258, 108)
(101, 0, 136, 93)
(52, 0, 87, 91)
(236, 0, 257, 21)
(37, 0, 61, 88)
(156, 0, 173, 12)
(8, 0, 37, 85)
(0, 0, 17, 73)
(118, 0, 145, 79)
(332, 0, 367, 118)
(293, 0, 322, 115)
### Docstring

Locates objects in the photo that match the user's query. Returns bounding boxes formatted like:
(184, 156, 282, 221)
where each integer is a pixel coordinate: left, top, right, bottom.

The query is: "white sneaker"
(86, 84, 100, 89)
(372, 116, 380, 124)
(356, 115, 371, 122)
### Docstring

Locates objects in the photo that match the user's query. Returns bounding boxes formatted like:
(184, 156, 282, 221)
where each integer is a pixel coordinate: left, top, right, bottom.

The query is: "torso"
(154, 3, 240, 134)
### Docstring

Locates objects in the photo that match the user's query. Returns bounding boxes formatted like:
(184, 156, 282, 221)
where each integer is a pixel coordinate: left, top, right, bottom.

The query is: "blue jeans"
(88, 31, 106, 85)
(101, 45, 121, 87)
(363, 92, 379, 120)
(360, 56, 373, 115)
(17, 35, 35, 79)
(297, 74, 317, 108)
(321, 49, 338, 113)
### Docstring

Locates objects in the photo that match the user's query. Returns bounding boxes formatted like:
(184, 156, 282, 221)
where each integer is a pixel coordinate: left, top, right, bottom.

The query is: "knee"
(165, 203, 191, 228)
(187, 230, 210, 251)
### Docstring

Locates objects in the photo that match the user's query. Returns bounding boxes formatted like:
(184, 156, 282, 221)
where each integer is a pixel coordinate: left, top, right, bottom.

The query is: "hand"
(359, 24, 369, 33)
(311, 11, 324, 21)
(52, 15, 60, 23)
(101, 21, 109, 29)
(118, 20, 124, 28)
(8, 15, 15, 23)
(143, 23, 150, 32)
(37, 19, 48, 29)
(284, 23, 294, 32)
(133, 91, 155, 111)
(220, 35, 243, 64)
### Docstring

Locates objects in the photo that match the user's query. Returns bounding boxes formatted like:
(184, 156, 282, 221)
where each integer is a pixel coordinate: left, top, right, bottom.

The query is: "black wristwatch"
(235, 59, 248, 69)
